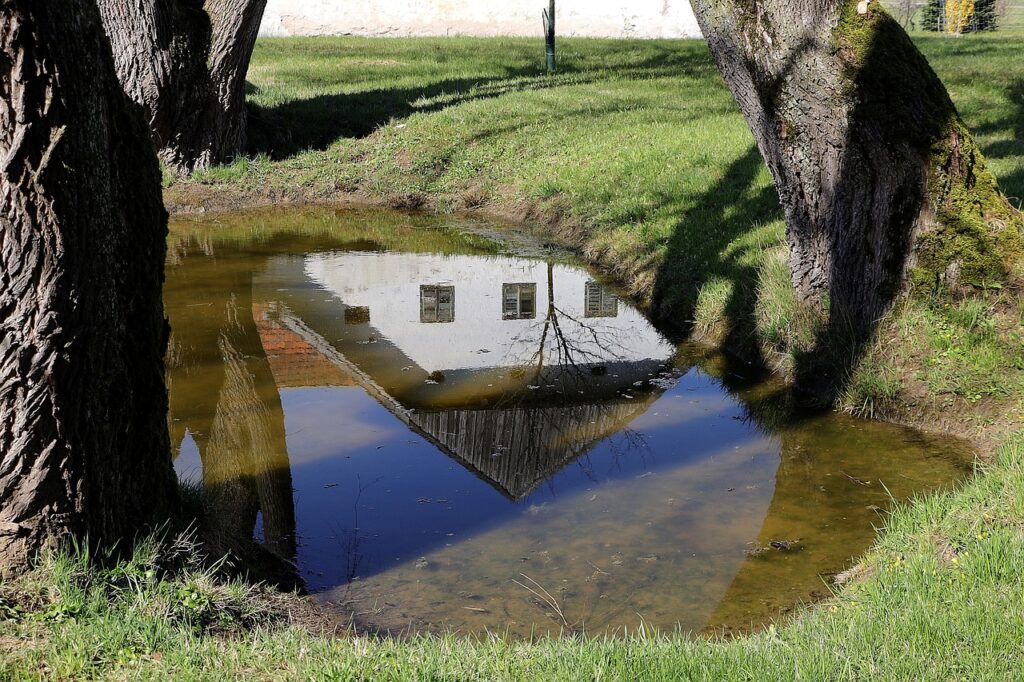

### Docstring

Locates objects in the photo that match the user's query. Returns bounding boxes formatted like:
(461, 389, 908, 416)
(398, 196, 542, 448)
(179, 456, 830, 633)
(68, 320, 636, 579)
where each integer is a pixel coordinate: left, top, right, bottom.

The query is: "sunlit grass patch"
(190, 153, 275, 186)
(3, 434, 1024, 679)
(162, 33, 1024, 434)
(913, 297, 1022, 403)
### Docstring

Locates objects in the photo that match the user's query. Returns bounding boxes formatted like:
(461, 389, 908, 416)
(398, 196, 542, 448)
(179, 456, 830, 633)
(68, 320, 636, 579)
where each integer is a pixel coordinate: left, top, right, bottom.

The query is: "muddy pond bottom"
(167, 206, 973, 637)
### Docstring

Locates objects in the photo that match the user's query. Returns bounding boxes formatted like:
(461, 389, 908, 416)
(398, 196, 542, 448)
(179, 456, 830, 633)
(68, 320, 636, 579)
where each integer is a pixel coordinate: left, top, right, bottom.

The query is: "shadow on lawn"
(650, 145, 780, 367)
(651, 15, 986, 408)
(246, 46, 717, 159)
(976, 78, 1024, 204)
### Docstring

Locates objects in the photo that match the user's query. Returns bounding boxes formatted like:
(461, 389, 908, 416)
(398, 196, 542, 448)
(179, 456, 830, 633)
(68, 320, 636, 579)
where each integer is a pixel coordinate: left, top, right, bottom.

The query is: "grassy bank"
(3, 433, 1023, 679)
(3, 31, 1019, 681)
(167, 32, 1024, 446)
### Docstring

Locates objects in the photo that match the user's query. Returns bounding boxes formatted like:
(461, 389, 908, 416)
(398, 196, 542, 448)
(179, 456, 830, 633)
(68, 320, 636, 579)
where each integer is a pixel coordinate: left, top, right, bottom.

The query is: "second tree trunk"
(97, 0, 268, 173)
(691, 0, 1021, 338)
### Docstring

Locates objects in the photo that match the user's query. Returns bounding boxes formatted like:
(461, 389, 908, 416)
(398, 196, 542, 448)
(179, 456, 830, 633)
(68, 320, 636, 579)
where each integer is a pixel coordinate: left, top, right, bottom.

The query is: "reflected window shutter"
(503, 284, 519, 318)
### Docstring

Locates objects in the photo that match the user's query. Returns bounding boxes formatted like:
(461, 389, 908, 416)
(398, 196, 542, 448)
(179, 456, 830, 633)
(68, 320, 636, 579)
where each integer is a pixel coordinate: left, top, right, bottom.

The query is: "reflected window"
(344, 306, 370, 325)
(584, 281, 618, 318)
(420, 285, 455, 323)
(502, 283, 537, 320)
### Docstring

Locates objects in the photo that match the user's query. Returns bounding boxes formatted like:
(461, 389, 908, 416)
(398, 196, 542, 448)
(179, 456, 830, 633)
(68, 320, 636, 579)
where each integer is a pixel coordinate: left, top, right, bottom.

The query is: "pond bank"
(3, 434, 1023, 679)
(164, 187, 1020, 454)
(164, 33, 1024, 452)
(161, 207, 977, 638)
(2, 34, 1020, 680)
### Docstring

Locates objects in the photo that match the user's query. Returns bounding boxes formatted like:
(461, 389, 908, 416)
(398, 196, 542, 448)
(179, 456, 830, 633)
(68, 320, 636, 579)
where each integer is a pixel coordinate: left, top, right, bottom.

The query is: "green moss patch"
(916, 120, 1024, 291)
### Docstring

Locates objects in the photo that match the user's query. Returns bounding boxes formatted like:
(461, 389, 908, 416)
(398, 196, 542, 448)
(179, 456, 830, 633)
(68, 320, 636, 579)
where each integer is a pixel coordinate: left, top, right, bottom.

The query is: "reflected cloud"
(165, 209, 973, 636)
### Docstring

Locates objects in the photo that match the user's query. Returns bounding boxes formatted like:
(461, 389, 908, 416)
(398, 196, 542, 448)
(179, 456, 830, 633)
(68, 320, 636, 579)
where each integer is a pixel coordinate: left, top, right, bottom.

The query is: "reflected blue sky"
(167, 209, 972, 635)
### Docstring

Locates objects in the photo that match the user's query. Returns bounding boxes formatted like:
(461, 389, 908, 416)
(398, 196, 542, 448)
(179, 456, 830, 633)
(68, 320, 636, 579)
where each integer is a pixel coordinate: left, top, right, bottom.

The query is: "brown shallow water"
(166, 205, 975, 637)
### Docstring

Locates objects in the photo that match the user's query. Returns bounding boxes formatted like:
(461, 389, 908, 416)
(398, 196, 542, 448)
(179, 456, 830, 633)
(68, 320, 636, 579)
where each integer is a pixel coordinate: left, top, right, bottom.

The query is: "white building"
(259, 0, 702, 39)
(254, 251, 678, 498)
(302, 251, 673, 375)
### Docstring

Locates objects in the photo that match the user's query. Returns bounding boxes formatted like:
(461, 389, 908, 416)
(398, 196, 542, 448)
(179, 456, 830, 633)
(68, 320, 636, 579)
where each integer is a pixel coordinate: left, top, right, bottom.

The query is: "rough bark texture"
(97, 0, 268, 173)
(690, 0, 1021, 337)
(0, 0, 176, 575)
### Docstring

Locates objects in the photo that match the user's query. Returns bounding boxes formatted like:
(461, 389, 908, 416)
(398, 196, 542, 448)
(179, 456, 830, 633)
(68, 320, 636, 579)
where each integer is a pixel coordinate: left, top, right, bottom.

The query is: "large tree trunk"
(97, 0, 267, 174)
(0, 0, 176, 575)
(691, 0, 1022, 337)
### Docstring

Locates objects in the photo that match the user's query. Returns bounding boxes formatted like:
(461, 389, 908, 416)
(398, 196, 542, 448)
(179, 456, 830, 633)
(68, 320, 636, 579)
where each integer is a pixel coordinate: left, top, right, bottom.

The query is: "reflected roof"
(252, 251, 678, 499)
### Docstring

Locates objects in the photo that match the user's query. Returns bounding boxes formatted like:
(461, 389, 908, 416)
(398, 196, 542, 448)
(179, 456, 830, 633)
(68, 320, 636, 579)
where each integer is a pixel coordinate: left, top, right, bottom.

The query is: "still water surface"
(167, 206, 973, 637)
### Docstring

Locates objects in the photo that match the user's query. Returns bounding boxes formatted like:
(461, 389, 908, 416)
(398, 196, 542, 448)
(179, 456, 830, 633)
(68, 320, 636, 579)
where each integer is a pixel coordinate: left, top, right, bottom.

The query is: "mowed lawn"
(182, 31, 1024, 436)
(3, 31, 1018, 681)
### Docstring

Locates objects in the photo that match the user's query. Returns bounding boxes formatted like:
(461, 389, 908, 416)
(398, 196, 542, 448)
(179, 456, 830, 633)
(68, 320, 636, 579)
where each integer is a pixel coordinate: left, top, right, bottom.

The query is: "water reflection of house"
(419, 285, 455, 323)
(413, 401, 657, 498)
(251, 252, 677, 499)
(254, 303, 357, 388)
(584, 280, 618, 318)
(502, 283, 537, 320)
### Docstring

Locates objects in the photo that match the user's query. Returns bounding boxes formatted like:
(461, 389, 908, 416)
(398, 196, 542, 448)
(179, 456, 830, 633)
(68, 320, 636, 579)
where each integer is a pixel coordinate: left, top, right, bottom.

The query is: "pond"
(166, 205, 974, 638)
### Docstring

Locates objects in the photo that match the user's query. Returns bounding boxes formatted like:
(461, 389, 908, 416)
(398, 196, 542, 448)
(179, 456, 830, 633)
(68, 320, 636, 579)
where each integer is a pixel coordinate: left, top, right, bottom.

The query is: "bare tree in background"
(892, 0, 918, 28)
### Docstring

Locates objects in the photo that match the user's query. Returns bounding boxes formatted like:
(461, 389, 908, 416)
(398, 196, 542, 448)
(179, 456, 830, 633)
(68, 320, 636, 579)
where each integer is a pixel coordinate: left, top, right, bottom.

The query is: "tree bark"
(97, 0, 267, 173)
(0, 0, 176, 575)
(691, 0, 1021, 337)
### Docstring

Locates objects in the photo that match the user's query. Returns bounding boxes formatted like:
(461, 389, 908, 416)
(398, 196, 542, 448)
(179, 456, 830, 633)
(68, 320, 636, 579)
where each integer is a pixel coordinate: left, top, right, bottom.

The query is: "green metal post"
(543, 1, 556, 72)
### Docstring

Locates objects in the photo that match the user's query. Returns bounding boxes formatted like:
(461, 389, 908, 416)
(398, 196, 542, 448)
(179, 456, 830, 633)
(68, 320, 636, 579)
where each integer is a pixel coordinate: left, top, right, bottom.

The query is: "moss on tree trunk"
(691, 0, 1022, 348)
(833, 2, 1022, 293)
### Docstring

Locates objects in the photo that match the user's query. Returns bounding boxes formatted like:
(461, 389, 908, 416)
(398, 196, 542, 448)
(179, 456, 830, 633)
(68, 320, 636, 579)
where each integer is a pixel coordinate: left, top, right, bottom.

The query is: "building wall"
(259, 0, 702, 39)
(301, 251, 674, 373)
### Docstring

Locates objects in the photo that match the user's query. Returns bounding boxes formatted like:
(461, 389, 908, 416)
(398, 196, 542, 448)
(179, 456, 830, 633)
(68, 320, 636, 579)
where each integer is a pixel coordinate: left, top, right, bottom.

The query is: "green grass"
(169, 31, 1024, 434)
(3, 434, 1024, 680)
(58, 29, 1021, 680)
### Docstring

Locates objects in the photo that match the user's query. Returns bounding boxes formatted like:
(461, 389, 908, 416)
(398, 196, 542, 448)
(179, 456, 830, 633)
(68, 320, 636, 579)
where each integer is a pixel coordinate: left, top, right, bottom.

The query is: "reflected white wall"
(304, 252, 674, 373)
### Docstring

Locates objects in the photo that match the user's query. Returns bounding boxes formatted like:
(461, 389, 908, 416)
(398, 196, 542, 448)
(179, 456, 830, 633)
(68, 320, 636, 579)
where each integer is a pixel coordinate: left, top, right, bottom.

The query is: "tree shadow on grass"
(650, 144, 781, 367)
(246, 47, 718, 159)
(646, 145, 839, 427)
(975, 78, 1024, 204)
